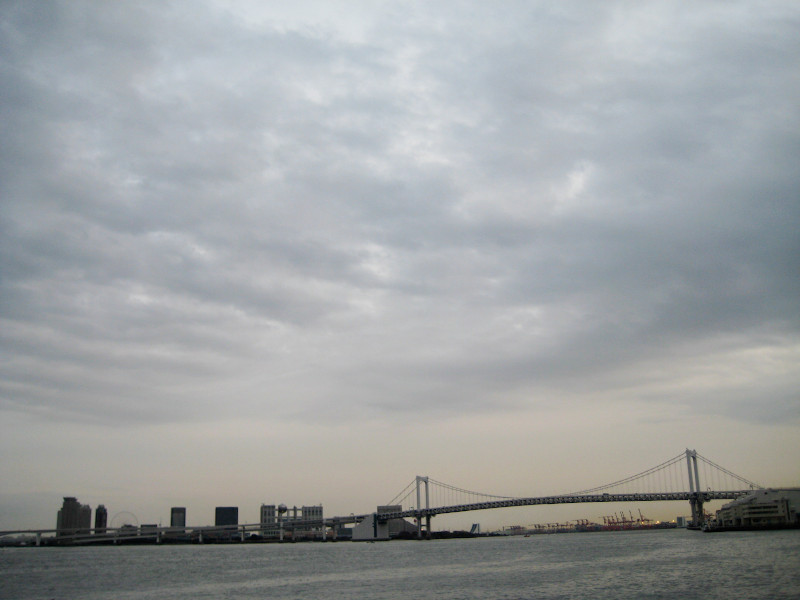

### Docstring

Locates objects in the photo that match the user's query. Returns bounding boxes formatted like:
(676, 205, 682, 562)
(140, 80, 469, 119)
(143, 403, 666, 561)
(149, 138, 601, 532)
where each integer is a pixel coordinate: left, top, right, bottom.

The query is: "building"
(212, 506, 239, 541)
(79, 504, 92, 534)
(95, 505, 108, 534)
(57, 497, 80, 535)
(712, 489, 800, 530)
(259, 503, 325, 539)
(260, 504, 277, 536)
(215, 507, 239, 527)
(378, 505, 418, 538)
(299, 505, 324, 539)
(170, 507, 186, 528)
(353, 506, 417, 541)
(57, 497, 92, 537)
(301, 505, 323, 525)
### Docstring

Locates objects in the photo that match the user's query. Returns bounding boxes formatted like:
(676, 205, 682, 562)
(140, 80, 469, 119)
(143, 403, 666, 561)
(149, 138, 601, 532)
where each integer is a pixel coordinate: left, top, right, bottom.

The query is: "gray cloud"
(1, 0, 798, 529)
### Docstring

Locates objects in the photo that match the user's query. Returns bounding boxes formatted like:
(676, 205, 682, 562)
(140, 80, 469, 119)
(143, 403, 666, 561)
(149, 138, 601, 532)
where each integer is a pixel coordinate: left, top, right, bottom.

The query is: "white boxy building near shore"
(713, 489, 800, 529)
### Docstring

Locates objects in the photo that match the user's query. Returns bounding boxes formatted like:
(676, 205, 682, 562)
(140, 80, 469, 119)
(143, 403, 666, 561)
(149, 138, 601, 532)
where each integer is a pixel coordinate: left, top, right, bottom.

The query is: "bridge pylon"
(685, 448, 705, 527)
(416, 476, 431, 539)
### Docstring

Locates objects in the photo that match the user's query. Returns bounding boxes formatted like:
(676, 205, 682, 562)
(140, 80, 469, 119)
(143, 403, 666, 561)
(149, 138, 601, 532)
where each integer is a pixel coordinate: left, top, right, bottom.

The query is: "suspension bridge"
(1, 449, 764, 544)
(350, 449, 762, 540)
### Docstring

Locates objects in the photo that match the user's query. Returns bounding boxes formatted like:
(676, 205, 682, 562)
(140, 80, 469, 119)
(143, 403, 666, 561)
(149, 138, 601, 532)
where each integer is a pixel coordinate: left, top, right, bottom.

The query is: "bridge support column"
(425, 514, 432, 539)
(416, 476, 430, 540)
(685, 448, 705, 527)
(36, 532, 41, 547)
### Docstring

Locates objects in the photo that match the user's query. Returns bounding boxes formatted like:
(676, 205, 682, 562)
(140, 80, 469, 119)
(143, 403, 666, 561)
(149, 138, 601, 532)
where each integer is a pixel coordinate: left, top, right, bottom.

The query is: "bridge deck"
(373, 490, 749, 521)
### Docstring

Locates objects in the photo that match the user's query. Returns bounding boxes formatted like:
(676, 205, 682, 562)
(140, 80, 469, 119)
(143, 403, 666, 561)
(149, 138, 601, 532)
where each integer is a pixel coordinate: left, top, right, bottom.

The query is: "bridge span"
(375, 490, 748, 520)
(361, 449, 762, 539)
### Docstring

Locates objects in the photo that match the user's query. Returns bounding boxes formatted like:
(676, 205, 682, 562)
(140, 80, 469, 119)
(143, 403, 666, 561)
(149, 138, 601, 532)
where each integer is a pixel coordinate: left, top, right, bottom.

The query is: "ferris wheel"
(110, 511, 139, 529)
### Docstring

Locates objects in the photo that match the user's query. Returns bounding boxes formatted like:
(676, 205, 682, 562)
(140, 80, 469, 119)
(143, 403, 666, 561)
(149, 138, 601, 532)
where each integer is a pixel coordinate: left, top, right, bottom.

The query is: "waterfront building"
(215, 506, 238, 527)
(301, 505, 323, 524)
(354, 506, 417, 541)
(95, 505, 107, 534)
(79, 504, 91, 534)
(170, 507, 186, 528)
(299, 505, 324, 539)
(713, 488, 800, 529)
(259, 503, 325, 539)
(57, 497, 92, 537)
(377, 505, 417, 538)
(57, 497, 79, 535)
(213, 506, 239, 541)
(260, 504, 277, 536)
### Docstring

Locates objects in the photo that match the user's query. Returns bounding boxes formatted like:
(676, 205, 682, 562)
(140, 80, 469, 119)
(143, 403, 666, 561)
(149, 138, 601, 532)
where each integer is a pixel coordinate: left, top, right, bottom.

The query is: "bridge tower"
(415, 476, 431, 539)
(685, 448, 705, 527)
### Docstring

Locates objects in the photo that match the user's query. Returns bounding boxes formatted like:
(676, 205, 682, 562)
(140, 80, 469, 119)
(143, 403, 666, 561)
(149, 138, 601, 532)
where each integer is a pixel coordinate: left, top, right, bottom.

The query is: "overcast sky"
(1, 1, 798, 531)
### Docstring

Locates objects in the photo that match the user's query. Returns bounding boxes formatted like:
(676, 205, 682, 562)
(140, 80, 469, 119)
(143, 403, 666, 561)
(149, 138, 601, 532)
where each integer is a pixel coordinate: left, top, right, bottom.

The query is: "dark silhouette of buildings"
(215, 506, 238, 527)
(171, 507, 186, 528)
(56, 497, 91, 537)
(94, 504, 107, 534)
(56, 497, 79, 535)
(79, 504, 91, 533)
(213, 506, 238, 540)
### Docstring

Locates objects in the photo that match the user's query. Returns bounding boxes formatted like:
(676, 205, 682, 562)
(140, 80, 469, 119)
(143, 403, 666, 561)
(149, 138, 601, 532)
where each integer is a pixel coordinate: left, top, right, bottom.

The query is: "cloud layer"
(1, 1, 798, 528)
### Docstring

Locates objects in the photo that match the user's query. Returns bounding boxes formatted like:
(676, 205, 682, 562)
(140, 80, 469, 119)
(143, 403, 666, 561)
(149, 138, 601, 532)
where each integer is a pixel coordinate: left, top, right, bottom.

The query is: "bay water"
(2, 529, 799, 599)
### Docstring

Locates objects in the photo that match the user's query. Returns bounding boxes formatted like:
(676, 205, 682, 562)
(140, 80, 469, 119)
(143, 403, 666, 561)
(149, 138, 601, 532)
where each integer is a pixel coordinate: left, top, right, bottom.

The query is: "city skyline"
(34, 453, 781, 534)
(1, 0, 798, 532)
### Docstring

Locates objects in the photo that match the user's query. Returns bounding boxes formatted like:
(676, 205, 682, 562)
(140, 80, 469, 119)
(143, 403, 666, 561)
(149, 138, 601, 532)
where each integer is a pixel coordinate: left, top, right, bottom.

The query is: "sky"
(1, 0, 799, 532)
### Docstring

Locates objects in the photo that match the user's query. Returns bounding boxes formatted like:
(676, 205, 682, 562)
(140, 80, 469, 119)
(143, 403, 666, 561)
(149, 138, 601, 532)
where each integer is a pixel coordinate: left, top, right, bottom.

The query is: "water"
(2, 529, 799, 599)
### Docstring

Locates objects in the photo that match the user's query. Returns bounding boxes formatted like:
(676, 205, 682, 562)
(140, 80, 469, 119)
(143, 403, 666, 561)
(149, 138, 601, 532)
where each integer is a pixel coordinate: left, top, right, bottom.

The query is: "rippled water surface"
(2, 529, 799, 599)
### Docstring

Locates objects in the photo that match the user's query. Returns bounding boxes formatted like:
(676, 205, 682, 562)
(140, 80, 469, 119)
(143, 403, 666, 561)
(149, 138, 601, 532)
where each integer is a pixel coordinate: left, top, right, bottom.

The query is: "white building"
(714, 489, 800, 529)
(260, 504, 277, 536)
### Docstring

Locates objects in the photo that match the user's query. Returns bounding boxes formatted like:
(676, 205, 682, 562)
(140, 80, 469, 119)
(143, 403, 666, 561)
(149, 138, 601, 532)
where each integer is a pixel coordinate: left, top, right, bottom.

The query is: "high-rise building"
(215, 506, 238, 527)
(214, 506, 238, 540)
(56, 497, 93, 537)
(260, 504, 277, 536)
(95, 505, 108, 534)
(171, 507, 186, 528)
(79, 504, 92, 534)
(57, 497, 81, 536)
